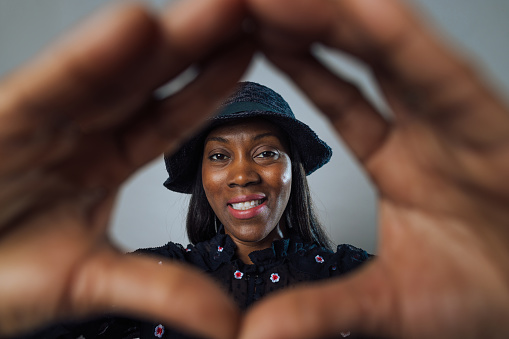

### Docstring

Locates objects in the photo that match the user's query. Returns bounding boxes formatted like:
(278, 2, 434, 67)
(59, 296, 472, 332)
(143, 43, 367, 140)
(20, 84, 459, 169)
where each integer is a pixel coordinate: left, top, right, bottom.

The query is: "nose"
(227, 157, 261, 188)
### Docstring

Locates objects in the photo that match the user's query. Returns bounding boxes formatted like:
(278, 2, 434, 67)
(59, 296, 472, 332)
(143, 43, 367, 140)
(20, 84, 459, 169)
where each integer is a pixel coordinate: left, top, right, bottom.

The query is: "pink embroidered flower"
(185, 248, 192, 252)
(270, 273, 280, 283)
(218, 246, 224, 252)
(154, 324, 165, 338)
(234, 270, 244, 279)
(315, 255, 324, 263)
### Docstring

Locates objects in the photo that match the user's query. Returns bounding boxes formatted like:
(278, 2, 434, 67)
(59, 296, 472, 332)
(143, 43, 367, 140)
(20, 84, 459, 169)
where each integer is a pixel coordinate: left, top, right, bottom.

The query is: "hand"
(0, 1, 252, 338)
(239, 0, 509, 338)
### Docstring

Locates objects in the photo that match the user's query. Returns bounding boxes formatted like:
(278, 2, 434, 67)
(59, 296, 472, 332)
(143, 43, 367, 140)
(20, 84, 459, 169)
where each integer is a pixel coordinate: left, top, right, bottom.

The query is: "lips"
(230, 199, 264, 211)
(227, 194, 267, 219)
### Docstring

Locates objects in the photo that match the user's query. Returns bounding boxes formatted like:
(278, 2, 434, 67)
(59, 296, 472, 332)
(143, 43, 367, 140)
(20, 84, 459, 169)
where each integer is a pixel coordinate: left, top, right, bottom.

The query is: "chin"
(229, 225, 273, 244)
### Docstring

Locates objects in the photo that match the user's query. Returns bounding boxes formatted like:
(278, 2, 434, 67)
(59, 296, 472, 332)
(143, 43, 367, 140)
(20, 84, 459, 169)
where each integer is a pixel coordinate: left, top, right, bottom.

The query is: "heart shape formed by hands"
(1, 0, 509, 339)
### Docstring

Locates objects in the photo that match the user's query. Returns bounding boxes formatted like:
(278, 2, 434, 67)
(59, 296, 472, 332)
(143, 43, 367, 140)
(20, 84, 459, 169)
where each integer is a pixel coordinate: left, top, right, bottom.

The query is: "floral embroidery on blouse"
(270, 273, 280, 283)
(185, 248, 192, 252)
(234, 270, 244, 279)
(217, 246, 224, 252)
(315, 255, 324, 263)
(154, 324, 165, 338)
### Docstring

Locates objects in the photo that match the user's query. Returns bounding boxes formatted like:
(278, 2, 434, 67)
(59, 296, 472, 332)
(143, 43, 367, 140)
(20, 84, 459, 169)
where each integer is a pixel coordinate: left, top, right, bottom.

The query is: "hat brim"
(163, 111, 332, 194)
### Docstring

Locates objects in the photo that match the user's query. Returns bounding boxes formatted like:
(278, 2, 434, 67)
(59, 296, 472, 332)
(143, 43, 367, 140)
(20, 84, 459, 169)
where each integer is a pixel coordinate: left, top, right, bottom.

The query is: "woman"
(156, 81, 370, 309)
(18, 82, 370, 339)
(3, 0, 509, 337)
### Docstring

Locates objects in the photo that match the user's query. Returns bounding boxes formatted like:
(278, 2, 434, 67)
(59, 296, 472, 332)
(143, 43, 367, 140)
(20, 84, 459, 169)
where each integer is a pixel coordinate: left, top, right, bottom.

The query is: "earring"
(285, 213, 292, 229)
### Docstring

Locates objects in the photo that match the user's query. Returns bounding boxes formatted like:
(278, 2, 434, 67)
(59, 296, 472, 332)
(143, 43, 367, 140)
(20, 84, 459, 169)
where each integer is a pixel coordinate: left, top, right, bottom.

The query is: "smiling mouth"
(229, 199, 265, 211)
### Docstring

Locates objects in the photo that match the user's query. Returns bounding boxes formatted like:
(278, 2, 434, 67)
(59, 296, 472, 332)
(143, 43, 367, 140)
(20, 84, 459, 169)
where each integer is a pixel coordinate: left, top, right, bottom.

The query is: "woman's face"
(202, 118, 292, 248)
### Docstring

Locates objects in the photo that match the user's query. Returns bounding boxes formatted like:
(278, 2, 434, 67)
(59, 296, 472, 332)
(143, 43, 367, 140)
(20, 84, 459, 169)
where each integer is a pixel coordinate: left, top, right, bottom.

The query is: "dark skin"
(240, 0, 509, 338)
(201, 119, 292, 264)
(1, 0, 509, 338)
(0, 2, 252, 338)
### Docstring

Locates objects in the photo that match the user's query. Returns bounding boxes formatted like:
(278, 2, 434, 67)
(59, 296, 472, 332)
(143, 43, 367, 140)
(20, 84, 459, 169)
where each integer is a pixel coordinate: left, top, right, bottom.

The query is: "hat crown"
(217, 82, 294, 118)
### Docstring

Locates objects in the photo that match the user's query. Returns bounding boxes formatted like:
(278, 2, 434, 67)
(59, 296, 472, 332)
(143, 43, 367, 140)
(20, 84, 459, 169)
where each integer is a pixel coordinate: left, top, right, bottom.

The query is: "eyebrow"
(204, 136, 229, 144)
(253, 132, 279, 141)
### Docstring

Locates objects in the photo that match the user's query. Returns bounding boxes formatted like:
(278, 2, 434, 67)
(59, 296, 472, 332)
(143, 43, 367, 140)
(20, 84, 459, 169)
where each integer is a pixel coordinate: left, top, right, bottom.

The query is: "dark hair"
(186, 136, 333, 250)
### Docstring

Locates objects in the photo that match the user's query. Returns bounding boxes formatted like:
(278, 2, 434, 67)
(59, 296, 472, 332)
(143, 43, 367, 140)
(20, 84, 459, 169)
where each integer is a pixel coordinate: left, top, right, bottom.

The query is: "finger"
(0, 0, 247, 174)
(249, 0, 509, 146)
(122, 39, 255, 171)
(265, 50, 389, 165)
(239, 263, 394, 339)
(160, 0, 247, 60)
(0, 41, 253, 229)
(68, 249, 240, 339)
(59, 38, 254, 186)
(0, 0, 250, 227)
(0, 4, 161, 147)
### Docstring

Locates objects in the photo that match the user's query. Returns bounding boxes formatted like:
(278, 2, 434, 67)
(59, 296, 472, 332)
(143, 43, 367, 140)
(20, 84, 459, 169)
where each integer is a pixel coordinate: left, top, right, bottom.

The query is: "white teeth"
(231, 199, 263, 211)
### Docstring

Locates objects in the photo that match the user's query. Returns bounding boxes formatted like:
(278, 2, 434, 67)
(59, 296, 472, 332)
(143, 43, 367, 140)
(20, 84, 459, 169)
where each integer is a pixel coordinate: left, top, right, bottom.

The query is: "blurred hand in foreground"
(0, 1, 253, 338)
(239, 0, 509, 338)
(1, 0, 509, 338)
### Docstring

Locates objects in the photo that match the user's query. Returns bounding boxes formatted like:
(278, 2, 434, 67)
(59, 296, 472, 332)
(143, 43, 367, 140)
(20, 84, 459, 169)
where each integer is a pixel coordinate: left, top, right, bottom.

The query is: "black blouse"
(16, 230, 371, 339)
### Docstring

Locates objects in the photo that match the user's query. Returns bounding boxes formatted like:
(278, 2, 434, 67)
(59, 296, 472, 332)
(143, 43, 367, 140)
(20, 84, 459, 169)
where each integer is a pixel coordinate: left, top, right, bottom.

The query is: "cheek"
(281, 163, 292, 187)
(269, 162, 292, 203)
(201, 167, 226, 209)
(281, 164, 292, 199)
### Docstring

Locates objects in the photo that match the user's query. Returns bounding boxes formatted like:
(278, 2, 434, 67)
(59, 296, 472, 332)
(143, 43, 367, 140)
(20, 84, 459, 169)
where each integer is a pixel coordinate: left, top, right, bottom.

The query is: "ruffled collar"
(193, 225, 316, 271)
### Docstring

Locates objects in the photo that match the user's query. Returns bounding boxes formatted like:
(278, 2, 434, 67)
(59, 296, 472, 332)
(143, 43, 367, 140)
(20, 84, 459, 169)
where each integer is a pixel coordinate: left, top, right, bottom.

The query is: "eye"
(255, 150, 278, 159)
(209, 153, 229, 161)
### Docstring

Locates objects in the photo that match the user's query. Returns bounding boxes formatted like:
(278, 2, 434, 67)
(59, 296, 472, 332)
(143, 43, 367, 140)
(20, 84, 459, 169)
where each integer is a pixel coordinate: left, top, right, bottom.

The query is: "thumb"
(69, 249, 240, 339)
(239, 261, 392, 339)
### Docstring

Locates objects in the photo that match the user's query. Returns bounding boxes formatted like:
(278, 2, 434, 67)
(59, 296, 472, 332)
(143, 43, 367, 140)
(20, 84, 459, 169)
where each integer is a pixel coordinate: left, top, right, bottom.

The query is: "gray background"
(1, 0, 507, 254)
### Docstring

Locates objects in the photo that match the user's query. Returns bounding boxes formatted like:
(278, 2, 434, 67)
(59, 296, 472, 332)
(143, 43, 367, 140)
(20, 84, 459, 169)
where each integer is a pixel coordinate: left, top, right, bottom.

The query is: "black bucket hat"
(163, 81, 332, 193)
